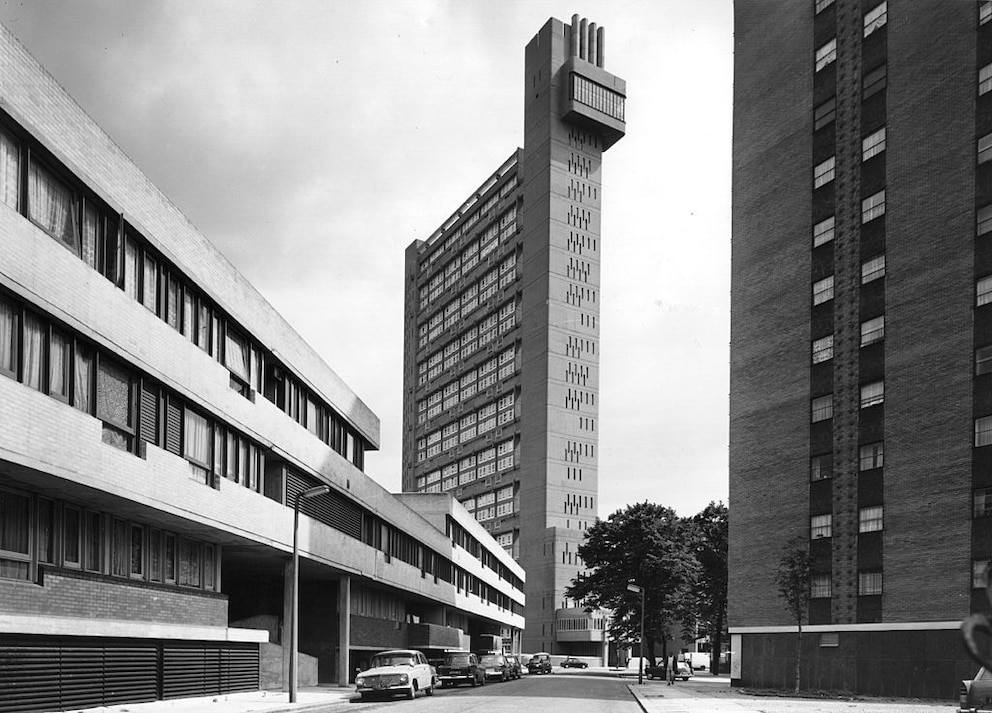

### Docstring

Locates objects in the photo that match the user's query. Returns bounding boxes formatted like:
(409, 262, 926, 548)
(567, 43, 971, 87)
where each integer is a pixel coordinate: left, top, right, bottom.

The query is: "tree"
(566, 502, 700, 666)
(775, 536, 811, 693)
(689, 502, 728, 675)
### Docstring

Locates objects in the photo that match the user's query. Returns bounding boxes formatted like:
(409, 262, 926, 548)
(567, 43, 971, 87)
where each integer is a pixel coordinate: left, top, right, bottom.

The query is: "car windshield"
(445, 654, 471, 666)
(371, 654, 415, 668)
(480, 655, 503, 665)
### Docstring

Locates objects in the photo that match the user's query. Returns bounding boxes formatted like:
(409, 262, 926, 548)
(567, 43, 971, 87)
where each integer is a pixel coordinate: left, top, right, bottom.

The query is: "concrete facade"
(402, 15, 625, 657)
(0, 19, 522, 712)
(730, 0, 988, 698)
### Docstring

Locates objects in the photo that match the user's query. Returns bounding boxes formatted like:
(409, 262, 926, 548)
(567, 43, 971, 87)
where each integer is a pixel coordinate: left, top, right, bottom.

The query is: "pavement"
(63, 686, 356, 713)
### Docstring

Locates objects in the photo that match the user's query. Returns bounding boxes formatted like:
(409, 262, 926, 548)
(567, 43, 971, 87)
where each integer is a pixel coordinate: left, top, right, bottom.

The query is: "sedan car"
(479, 653, 511, 682)
(645, 657, 691, 681)
(355, 649, 436, 700)
(961, 666, 992, 712)
(561, 657, 588, 669)
(436, 651, 485, 688)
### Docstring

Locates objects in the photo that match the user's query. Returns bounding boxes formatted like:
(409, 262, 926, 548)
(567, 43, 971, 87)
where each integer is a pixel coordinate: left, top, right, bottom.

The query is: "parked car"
(645, 656, 691, 681)
(561, 657, 588, 669)
(479, 653, 511, 681)
(505, 654, 523, 679)
(527, 651, 552, 674)
(436, 651, 485, 688)
(354, 649, 436, 700)
(961, 666, 992, 712)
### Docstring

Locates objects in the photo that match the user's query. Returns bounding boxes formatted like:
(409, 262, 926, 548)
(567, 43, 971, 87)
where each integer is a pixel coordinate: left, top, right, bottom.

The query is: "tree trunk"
(794, 622, 802, 693)
(711, 611, 724, 675)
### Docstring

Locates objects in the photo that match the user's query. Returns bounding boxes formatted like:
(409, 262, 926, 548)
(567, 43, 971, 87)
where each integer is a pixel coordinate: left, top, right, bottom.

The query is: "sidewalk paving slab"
(61, 687, 356, 713)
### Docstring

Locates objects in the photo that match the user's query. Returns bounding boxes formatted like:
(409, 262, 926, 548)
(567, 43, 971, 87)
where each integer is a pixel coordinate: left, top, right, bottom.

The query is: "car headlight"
(355, 676, 365, 686)
(399, 673, 409, 683)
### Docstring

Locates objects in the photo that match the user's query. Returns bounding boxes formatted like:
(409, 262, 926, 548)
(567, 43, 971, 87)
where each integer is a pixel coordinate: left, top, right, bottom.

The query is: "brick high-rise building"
(402, 15, 625, 657)
(730, 0, 992, 697)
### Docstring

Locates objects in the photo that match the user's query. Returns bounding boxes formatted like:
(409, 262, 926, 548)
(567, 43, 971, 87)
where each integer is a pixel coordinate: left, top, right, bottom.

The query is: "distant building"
(730, 0, 990, 697)
(0, 20, 522, 710)
(401, 15, 625, 657)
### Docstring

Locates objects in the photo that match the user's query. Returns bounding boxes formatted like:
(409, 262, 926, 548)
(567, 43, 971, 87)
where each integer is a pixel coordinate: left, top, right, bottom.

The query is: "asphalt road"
(342, 670, 641, 712)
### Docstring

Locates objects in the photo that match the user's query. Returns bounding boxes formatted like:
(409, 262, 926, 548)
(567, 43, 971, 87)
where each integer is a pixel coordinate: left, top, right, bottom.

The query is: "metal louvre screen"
(286, 471, 363, 540)
(0, 637, 257, 712)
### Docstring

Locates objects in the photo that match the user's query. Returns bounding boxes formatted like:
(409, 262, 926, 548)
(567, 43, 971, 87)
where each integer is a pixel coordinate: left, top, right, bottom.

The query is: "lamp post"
(626, 581, 645, 685)
(290, 484, 330, 703)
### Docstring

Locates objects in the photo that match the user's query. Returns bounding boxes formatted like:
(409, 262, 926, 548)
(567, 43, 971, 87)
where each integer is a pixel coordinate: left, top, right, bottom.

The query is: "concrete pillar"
(338, 575, 351, 686)
(281, 558, 293, 691)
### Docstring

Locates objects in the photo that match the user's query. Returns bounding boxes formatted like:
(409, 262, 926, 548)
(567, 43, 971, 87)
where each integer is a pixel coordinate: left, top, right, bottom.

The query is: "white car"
(355, 649, 436, 700)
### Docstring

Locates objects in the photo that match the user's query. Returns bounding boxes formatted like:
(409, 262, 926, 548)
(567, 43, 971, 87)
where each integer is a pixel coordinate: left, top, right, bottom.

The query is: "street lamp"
(626, 581, 645, 685)
(290, 484, 330, 703)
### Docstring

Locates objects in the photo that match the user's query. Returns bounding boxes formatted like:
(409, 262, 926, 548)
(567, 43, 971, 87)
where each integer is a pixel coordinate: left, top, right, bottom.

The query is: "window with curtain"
(63, 505, 81, 567)
(196, 302, 210, 351)
(22, 312, 44, 392)
(182, 291, 194, 341)
(124, 238, 138, 300)
(130, 524, 144, 577)
(142, 253, 157, 312)
(111, 518, 128, 577)
(84, 511, 102, 573)
(149, 529, 162, 582)
(224, 326, 249, 382)
(166, 276, 179, 330)
(177, 537, 201, 588)
(164, 533, 176, 583)
(28, 159, 79, 252)
(0, 489, 31, 581)
(73, 342, 93, 414)
(0, 295, 16, 376)
(183, 408, 211, 467)
(81, 203, 100, 269)
(37, 498, 54, 565)
(49, 328, 69, 401)
(0, 127, 18, 210)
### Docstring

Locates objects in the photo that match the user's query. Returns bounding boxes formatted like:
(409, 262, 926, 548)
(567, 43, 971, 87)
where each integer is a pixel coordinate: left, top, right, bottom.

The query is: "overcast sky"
(0, 0, 733, 519)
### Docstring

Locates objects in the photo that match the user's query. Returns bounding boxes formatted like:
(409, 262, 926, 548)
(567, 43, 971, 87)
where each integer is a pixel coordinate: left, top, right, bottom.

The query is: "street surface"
(302, 669, 960, 713)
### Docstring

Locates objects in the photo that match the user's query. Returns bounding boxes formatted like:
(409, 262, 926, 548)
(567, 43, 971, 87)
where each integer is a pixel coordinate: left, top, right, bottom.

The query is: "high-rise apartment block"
(403, 15, 625, 656)
(730, 0, 992, 697)
(0, 20, 523, 710)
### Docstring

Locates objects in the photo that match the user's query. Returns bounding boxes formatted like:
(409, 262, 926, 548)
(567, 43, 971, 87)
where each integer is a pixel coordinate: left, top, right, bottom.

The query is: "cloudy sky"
(0, 0, 733, 519)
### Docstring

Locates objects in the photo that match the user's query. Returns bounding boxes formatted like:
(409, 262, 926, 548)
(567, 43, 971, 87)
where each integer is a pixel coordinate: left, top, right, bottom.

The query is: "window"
(983, 1, 992, 26)
(979, 133, 992, 165)
(0, 488, 31, 581)
(811, 394, 833, 422)
(184, 408, 211, 468)
(48, 328, 70, 402)
(811, 514, 832, 539)
(813, 216, 835, 247)
(73, 342, 93, 414)
(22, 312, 44, 391)
(859, 506, 883, 533)
(976, 487, 992, 517)
(861, 254, 885, 283)
(63, 505, 81, 567)
(815, 0, 834, 12)
(862, 128, 886, 161)
(96, 357, 134, 450)
(863, 2, 887, 37)
(860, 381, 884, 408)
(0, 294, 15, 376)
(975, 559, 989, 589)
(813, 276, 834, 305)
(812, 335, 834, 364)
(0, 127, 18, 210)
(860, 316, 885, 346)
(814, 98, 836, 130)
(28, 158, 78, 253)
(979, 205, 992, 236)
(224, 325, 249, 383)
(811, 573, 832, 598)
(810, 454, 833, 481)
(859, 442, 884, 470)
(858, 571, 883, 595)
(981, 63, 992, 97)
(978, 345, 992, 375)
(814, 157, 836, 188)
(815, 39, 837, 72)
(863, 64, 887, 100)
(862, 190, 886, 223)
(977, 415, 992, 446)
(979, 275, 992, 306)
